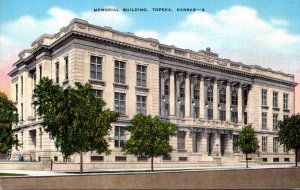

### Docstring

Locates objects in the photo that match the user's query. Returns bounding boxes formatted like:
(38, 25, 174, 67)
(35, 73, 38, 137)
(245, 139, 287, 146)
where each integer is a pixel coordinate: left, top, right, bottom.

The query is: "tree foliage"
(33, 78, 118, 172)
(278, 114, 300, 166)
(122, 114, 176, 171)
(237, 125, 259, 168)
(0, 92, 19, 154)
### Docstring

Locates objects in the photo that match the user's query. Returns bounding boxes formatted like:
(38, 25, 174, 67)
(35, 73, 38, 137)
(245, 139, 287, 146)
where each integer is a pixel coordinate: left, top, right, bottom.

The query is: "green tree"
(237, 125, 259, 168)
(33, 78, 118, 173)
(0, 92, 19, 154)
(278, 114, 300, 167)
(122, 114, 176, 171)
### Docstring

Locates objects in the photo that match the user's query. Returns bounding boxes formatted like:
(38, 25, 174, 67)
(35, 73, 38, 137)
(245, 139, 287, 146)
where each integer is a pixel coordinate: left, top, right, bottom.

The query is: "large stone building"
(9, 19, 297, 168)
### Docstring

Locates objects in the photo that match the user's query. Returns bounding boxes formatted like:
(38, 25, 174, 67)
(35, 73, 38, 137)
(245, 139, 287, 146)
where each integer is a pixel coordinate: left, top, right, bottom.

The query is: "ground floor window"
(114, 126, 126, 148)
(177, 131, 186, 150)
(262, 136, 267, 152)
(192, 132, 200, 152)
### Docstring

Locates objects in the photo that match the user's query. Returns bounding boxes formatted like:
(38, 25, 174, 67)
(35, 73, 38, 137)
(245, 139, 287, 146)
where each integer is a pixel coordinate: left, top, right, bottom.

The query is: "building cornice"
(9, 19, 297, 87)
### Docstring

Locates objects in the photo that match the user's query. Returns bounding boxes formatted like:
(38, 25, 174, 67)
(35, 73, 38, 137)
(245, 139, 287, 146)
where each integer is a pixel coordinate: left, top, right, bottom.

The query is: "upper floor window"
(231, 90, 237, 106)
(21, 103, 23, 121)
(262, 136, 267, 152)
(16, 84, 18, 102)
(243, 88, 248, 106)
(136, 65, 147, 87)
(179, 81, 185, 98)
(55, 62, 59, 83)
(193, 105, 199, 119)
(244, 112, 247, 125)
(90, 56, 102, 80)
(164, 79, 169, 96)
(114, 92, 126, 115)
(114, 126, 125, 148)
(283, 93, 289, 109)
(273, 91, 278, 108)
(21, 76, 23, 96)
(136, 95, 147, 115)
(39, 65, 42, 80)
(273, 113, 278, 130)
(219, 88, 226, 104)
(261, 89, 267, 106)
(262, 112, 267, 129)
(207, 108, 213, 120)
(194, 87, 199, 100)
(114, 61, 126, 83)
(207, 87, 213, 102)
(220, 110, 226, 121)
(231, 111, 238, 123)
(65, 57, 69, 80)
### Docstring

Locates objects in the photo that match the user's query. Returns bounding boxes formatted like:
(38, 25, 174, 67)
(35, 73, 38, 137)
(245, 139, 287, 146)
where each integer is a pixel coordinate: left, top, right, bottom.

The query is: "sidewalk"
(0, 163, 297, 177)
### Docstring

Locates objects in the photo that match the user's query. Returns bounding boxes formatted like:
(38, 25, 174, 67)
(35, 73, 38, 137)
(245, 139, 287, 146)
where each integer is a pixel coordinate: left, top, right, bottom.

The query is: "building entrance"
(220, 134, 226, 156)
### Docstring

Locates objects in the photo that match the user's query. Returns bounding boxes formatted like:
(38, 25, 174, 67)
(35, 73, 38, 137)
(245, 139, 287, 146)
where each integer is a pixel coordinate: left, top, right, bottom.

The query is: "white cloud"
(270, 18, 289, 26)
(0, 6, 133, 67)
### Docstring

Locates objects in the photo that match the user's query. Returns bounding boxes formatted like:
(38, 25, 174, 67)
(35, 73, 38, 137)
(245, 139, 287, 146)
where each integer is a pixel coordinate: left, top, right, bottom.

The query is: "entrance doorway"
(207, 133, 213, 156)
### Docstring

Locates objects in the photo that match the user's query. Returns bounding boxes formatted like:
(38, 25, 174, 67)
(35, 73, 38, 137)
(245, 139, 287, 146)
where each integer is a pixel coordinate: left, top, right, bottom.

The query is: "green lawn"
(0, 173, 26, 176)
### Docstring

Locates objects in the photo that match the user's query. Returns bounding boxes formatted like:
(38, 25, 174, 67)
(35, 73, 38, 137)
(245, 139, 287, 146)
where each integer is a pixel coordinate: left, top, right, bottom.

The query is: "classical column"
(169, 69, 175, 116)
(238, 84, 243, 123)
(185, 73, 191, 118)
(199, 77, 205, 119)
(213, 78, 218, 120)
(226, 83, 231, 122)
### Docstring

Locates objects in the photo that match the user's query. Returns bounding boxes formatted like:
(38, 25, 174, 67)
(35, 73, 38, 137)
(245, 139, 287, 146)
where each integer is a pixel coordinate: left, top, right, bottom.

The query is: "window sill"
(113, 83, 128, 89)
(135, 86, 149, 92)
(272, 107, 280, 111)
(177, 149, 187, 153)
(261, 128, 269, 130)
(261, 105, 269, 109)
(63, 79, 69, 85)
(283, 109, 290, 113)
(89, 79, 106, 86)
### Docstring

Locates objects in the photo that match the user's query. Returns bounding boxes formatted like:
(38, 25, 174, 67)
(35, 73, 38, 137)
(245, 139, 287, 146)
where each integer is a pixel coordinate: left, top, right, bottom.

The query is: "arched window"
(219, 88, 226, 104)
(180, 81, 185, 98)
(231, 90, 237, 105)
(164, 79, 169, 96)
(207, 87, 213, 102)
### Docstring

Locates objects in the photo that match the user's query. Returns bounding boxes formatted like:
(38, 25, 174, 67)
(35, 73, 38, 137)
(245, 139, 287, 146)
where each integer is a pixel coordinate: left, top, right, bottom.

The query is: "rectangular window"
(219, 110, 226, 121)
(21, 103, 23, 121)
(284, 115, 289, 121)
(16, 84, 18, 102)
(273, 137, 279, 152)
(262, 136, 267, 152)
(207, 108, 213, 120)
(273, 91, 278, 108)
(192, 132, 200, 153)
(261, 89, 267, 106)
(114, 126, 125, 148)
(93, 89, 103, 99)
(179, 105, 185, 118)
(262, 112, 267, 129)
(177, 131, 186, 150)
(284, 145, 289, 153)
(65, 57, 69, 80)
(136, 95, 147, 115)
(193, 106, 199, 119)
(283, 93, 289, 110)
(243, 88, 248, 106)
(90, 56, 102, 80)
(39, 65, 42, 80)
(91, 156, 104, 162)
(231, 111, 238, 123)
(55, 62, 59, 83)
(164, 103, 169, 117)
(21, 76, 23, 95)
(273, 114, 278, 130)
(136, 65, 147, 87)
(114, 92, 126, 115)
(114, 61, 126, 83)
(244, 112, 248, 125)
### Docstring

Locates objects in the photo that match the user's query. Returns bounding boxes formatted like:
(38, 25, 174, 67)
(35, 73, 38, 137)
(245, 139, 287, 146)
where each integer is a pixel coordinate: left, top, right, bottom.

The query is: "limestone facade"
(9, 19, 297, 166)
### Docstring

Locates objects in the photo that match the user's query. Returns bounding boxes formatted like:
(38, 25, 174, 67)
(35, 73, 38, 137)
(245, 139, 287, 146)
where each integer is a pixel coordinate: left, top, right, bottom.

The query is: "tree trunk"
(296, 148, 298, 167)
(80, 151, 83, 174)
(151, 155, 154, 172)
(246, 154, 248, 168)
